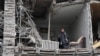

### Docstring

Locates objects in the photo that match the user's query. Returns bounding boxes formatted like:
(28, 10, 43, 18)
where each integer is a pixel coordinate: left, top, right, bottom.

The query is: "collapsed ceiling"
(33, 0, 52, 18)
(21, 0, 53, 18)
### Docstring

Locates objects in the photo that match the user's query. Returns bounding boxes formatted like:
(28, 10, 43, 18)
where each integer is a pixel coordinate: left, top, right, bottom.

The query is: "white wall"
(70, 3, 92, 49)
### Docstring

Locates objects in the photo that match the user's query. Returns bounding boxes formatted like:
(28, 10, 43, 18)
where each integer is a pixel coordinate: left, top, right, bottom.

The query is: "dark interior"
(0, 0, 4, 10)
(0, 0, 4, 39)
(32, 0, 52, 18)
(56, 0, 75, 3)
(91, 3, 100, 42)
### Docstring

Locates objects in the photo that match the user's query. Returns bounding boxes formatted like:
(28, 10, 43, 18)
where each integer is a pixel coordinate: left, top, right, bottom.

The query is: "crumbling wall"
(70, 3, 92, 49)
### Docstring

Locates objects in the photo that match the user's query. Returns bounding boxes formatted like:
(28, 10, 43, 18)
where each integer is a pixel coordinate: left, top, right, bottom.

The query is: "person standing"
(59, 28, 69, 49)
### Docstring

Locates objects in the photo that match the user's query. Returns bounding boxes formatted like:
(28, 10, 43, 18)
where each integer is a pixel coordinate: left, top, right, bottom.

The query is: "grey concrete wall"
(70, 3, 92, 49)
(70, 6, 89, 41)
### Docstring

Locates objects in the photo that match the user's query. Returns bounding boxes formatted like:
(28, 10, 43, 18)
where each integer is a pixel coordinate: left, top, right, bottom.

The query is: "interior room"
(91, 3, 100, 49)
(51, 4, 85, 41)
(34, 3, 91, 48)
(51, 4, 87, 48)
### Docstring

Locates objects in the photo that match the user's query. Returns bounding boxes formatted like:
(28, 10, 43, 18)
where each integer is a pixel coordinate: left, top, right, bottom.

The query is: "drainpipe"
(48, 11, 51, 40)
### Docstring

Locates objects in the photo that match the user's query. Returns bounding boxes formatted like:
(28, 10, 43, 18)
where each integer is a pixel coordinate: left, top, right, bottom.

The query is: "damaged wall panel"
(3, 0, 16, 56)
(70, 3, 93, 49)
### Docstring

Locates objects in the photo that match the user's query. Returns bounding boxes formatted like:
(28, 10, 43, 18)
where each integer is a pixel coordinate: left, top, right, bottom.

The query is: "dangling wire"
(19, 4, 22, 48)
(17, 0, 23, 56)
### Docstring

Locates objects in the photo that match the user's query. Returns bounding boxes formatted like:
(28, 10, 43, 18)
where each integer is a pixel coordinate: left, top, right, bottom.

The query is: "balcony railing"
(41, 40, 59, 50)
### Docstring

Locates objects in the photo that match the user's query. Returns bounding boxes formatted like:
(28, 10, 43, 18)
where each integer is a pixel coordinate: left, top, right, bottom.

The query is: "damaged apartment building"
(0, 0, 100, 56)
